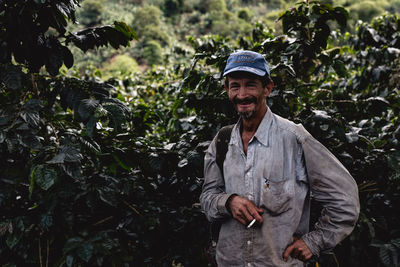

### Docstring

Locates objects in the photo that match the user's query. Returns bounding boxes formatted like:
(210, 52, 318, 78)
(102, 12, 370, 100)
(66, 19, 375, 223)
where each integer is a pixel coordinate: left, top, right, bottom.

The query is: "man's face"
(225, 74, 273, 120)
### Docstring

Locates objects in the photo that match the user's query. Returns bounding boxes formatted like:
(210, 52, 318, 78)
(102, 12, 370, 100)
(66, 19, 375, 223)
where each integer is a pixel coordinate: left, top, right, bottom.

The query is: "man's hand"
(283, 238, 313, 262)
(228, 195, 264, 226)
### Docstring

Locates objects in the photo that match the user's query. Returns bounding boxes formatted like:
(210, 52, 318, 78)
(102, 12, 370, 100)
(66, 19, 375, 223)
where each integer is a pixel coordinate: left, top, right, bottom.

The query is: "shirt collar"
(230, 106, 273, 147)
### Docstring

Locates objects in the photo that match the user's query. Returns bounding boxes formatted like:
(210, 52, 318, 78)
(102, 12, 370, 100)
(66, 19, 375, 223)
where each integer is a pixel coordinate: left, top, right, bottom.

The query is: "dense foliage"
(71, 0, 400, 74)
(1, 0, 400, 266)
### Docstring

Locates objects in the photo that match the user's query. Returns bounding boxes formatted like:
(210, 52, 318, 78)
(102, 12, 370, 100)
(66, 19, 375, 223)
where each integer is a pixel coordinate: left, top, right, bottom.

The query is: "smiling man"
(200, 50, 360, 266)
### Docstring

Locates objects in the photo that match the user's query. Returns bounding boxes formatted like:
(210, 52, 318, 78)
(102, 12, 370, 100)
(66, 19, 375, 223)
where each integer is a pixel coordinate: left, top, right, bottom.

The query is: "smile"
(237, 102, 254, 109)
(233, 97, 257, 105)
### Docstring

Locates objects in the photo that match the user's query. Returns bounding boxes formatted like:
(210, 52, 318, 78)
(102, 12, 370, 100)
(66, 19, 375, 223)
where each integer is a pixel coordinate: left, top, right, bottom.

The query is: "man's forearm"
(299, 125, 360, 256)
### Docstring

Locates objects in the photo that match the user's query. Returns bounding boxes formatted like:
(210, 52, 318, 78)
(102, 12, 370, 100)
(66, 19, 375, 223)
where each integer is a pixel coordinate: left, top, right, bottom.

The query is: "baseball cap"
(223, 50, 270, 77)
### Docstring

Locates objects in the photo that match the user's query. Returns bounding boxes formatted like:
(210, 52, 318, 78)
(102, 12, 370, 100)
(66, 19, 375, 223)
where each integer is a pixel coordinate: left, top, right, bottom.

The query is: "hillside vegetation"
(72, 0, 400, 74)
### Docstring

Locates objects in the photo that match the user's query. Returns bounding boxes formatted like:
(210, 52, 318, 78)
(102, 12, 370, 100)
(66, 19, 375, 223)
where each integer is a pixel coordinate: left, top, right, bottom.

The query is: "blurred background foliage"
(1, 0, 400, 266)
(70, 0, 400, 76)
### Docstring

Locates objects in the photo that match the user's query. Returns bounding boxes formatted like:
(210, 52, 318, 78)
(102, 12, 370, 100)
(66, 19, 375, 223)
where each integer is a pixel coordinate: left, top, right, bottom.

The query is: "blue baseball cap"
(223, 50, 270, 77)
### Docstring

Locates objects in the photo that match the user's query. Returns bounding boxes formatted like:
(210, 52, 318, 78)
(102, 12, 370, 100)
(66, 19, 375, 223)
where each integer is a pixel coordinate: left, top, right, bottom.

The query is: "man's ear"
(224, 84, 229, 94)
(264, 80, 274, 97)
(224, 77, 229, 94)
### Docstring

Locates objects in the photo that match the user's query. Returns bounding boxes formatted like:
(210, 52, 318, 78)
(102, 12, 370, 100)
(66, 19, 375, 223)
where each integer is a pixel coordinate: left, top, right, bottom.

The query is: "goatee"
(233, 96, 257, 120)
(238, 110, 255, 120)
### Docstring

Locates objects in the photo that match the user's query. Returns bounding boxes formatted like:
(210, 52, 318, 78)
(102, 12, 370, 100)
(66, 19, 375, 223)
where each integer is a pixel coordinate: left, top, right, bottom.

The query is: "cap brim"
(223, 66, 266, 77)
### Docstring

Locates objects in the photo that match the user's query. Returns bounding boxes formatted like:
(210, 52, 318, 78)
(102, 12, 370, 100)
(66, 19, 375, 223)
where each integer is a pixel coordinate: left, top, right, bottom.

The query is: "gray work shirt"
(200, 108, 360, 267)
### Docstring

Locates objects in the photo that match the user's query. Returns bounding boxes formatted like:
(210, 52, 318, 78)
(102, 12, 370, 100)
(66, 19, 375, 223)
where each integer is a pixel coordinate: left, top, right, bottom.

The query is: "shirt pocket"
(260, 176, 294, 216)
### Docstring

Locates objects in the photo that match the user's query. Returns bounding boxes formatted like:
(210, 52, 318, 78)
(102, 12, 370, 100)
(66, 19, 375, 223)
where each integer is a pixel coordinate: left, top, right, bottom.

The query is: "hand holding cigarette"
(247, 218, 256, 228)
(227, 195, 264, 227)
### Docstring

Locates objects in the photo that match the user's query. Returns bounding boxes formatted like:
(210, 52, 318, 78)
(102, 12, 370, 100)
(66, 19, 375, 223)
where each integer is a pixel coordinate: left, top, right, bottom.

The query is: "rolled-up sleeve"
(199, 136, 233, 222)
(298, 125, 360, 257)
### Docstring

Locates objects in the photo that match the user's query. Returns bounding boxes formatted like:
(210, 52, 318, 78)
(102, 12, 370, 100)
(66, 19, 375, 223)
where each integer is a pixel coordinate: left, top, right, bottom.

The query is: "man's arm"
(296, 125, 360, 257)
(199, 136, 233, 222)
(200, 136, 264, 225)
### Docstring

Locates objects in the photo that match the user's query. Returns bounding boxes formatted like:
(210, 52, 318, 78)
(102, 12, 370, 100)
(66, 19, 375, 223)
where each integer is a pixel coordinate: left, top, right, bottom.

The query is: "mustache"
(233, 96, 257, 105)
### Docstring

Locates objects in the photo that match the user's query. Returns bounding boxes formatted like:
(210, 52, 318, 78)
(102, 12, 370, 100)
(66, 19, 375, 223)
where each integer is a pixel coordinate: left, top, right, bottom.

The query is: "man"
(199, 50, 360, 266)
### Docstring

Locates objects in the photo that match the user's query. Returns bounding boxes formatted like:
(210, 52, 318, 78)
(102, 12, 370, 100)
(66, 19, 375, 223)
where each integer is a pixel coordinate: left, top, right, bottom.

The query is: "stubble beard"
(233, 96, 257, 120)
(238, 110, 255, 120)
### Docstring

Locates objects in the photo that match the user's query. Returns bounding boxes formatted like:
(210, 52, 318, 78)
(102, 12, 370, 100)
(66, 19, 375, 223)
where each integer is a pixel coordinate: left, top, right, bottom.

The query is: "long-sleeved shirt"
(200, 108, 360, 267)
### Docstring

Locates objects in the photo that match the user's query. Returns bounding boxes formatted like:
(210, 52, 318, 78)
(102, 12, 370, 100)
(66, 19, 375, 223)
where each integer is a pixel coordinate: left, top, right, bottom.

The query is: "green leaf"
(334, 7, 348, 28)
(20, 111, 41, 129)
(66, 255, 74, 267)
(6, 232, 21, 249)
(47, 153, 66, 164)
(113, 21, 137, 41)
(102, 102, 128, 130)
(380, 245, 392, 266)
(45, 39, 64, 76)
(23, 99, 44, 112)
(62, 46, 74, 68)
(387, 151, 400, 171)
(5, 219, 24, 249)
(112, 154, 131, 170)
(86, 116, 97, 137)
(0, 131, 5, 144)
(97, 187, 118, 207)
(63, 237, 84, 254)
(62, 162, 83, 181)
(78, 99, 99, 122)
(333, 60, 347, 77)
(66, 22, 136, 52)
(0, 115, 10, 127)
(55, 1, 77, 19)
(0, 41, 11, 63)
(0, 65, 23, 90)
(21, 133, 42, 150)
(63, 146, 83, 162)
(79, 137, 101, 154)
(29, 168, 34, 199)
(0, 222, 11, 236)
(34, 0, 47, 5)
(391, 238, 400, 248)
(48, 145, 82, 164)
(48, 6, 68, 34)
(40, 213, 53, 231)
(31, 165, 57, 191)
(77, 242, 94, 262)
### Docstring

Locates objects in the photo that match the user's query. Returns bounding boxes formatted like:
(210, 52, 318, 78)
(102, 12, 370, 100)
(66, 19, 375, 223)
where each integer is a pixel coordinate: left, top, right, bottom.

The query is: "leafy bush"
(131, 5, 162, 36)
(141, 25, 170, 47)
(347, 1, 388, 30)
(142, 41, 163, 66)
(101, 54, 140, 79)
(202, 10, 252, 37)
(237, 7, 253, 21)
(164, 0, 185, 16)
(198, 0, 227, 13)
(78, 0, 105, 27)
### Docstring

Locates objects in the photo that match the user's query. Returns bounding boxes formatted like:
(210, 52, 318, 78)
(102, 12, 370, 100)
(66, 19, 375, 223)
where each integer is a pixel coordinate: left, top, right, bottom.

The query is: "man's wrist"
(225, 194, 238, 215)
(301, 232, 322, 257)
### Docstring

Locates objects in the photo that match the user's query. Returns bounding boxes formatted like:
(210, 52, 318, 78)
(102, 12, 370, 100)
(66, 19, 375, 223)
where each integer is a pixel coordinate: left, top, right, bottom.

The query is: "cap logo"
(234, 55, 256, 63)
(223, 50, 270, 77)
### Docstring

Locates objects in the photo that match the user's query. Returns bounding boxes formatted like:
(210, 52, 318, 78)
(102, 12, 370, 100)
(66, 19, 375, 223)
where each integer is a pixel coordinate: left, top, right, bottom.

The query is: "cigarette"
(247, 218, 256, 228)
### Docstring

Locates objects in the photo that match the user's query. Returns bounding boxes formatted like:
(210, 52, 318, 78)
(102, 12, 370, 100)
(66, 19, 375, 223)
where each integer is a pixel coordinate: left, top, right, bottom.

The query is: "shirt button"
(247, 263, 252, 267)
(247, 240, 251, 245)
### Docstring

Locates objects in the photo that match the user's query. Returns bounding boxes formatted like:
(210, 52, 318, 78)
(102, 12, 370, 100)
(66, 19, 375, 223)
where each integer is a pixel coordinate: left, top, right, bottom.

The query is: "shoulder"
(271, 112, 311, 143)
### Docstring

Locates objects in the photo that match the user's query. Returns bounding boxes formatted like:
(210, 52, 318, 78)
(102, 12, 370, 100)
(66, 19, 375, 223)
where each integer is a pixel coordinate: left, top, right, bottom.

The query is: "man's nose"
(237, 85, 247, 97)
